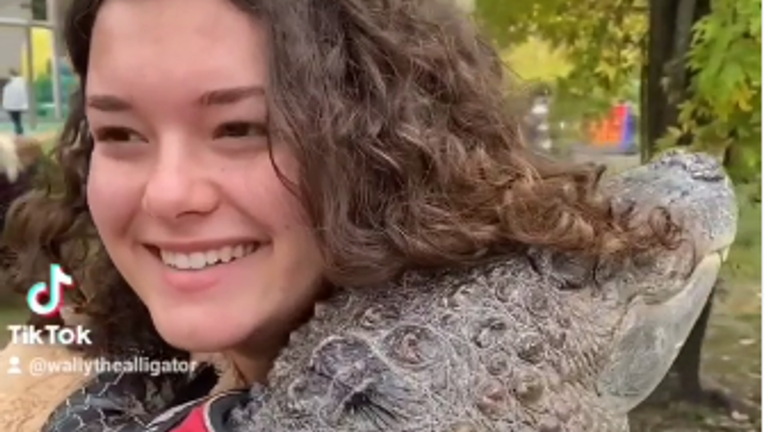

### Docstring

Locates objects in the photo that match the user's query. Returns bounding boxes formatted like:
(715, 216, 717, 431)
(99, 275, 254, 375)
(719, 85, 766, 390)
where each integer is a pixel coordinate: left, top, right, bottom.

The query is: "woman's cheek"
(87, 154, 145, 238)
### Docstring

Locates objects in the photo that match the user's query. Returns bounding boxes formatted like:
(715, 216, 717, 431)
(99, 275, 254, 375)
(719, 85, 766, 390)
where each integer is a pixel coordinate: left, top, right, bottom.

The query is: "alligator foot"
(678, 381, 755, 419)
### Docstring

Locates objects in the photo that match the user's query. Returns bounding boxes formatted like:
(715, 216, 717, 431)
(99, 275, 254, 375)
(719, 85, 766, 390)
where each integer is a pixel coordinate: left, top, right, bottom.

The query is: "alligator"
(41, 151, 738, 432)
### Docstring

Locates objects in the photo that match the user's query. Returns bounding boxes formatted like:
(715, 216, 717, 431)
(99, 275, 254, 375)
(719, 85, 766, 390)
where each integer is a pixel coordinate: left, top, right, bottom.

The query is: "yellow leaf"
(501, 37, 573, 81)
(734, 88, 754, 111)
(667, 126, 683, 138)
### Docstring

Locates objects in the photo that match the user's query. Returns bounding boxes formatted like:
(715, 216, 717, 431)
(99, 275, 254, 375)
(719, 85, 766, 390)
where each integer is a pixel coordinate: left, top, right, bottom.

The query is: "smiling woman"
(0, 0, 680, 431)
(73, 0, 324, 383)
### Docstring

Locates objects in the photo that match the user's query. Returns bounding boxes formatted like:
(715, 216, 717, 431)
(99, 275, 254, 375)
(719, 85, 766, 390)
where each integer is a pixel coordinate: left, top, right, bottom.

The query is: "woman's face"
(85, 0, 325, 355)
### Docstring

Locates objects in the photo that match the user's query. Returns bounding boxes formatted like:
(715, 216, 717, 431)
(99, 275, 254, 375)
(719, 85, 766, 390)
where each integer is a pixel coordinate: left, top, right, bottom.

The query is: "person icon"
(7, 356, 21, 375)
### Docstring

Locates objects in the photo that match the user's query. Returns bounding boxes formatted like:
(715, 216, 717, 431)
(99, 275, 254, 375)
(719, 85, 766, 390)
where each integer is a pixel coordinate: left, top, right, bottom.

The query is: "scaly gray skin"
(228, 151, 737, 432)
(41, 151, 737, 432)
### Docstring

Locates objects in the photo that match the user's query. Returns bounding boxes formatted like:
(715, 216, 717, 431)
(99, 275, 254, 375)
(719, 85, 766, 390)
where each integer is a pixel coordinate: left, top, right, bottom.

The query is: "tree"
(660, 0, 761, 183)
(475, 0, 647, 122)
(474, 0, 761, 182)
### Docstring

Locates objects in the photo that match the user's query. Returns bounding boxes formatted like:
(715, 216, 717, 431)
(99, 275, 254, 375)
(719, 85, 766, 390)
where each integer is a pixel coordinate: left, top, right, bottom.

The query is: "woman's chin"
(148, 306, 252, 353)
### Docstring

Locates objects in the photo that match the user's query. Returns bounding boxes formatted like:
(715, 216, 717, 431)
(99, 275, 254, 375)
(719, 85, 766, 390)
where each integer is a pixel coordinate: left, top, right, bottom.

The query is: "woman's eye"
(214, 122, 267, 139)
(92, 127, 145, 143)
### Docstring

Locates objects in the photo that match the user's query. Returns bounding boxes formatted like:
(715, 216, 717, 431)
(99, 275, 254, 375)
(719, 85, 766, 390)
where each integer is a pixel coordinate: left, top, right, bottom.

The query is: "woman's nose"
(141, 147, 219, 221)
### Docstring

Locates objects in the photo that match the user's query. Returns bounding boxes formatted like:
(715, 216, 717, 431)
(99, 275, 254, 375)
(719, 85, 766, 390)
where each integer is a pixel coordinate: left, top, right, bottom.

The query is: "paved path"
(562, 143, 642, 172)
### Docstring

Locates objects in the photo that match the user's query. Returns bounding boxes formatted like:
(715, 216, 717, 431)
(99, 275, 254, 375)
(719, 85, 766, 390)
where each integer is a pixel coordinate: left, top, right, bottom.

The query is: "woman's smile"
(153, 241, 260, 270)
(143, 239, 269, 293)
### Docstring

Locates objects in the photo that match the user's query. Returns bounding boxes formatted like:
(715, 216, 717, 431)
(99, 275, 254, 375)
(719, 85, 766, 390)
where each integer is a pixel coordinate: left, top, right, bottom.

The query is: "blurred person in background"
(2, 69, 29, 137)
(522, 82, 553, 152)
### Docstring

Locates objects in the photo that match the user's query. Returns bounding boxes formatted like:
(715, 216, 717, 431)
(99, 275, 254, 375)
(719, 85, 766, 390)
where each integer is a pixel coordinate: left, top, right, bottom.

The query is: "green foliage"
(474, 0, 761, 181)
(476, 0, 646, 120)
(501, 38, 572, 82)
(0, 306, 28, 346)
(678, 0, 761, 182)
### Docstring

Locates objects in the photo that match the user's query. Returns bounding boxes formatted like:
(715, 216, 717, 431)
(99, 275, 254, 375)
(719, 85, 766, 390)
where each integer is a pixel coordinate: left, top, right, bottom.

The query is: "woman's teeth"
(160, 243, 256, 270)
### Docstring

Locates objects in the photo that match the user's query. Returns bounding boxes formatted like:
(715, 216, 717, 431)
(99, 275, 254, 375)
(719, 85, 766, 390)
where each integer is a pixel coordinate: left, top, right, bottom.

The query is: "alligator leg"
(672, 283, 752, 416)
(672, 286, 713, 399)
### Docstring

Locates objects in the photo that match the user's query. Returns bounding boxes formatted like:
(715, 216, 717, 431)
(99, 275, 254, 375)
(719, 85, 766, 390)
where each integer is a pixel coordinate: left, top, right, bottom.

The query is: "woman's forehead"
(87, 0, 269, 99)
(90, 0, 266, 69)
(94, 0, 256, 35)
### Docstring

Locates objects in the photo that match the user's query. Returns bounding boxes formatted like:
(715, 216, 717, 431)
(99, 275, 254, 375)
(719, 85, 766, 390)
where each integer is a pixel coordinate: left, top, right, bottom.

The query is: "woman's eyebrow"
(85, 86, 265, 113)
(198, 85, 265, 106)
(86, 94, 132, 112)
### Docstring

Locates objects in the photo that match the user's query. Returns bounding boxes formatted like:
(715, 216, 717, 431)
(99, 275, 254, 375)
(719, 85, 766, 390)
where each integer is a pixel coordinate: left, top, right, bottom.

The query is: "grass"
(0, 304, 30, 346)
(721, 182, 761, 284)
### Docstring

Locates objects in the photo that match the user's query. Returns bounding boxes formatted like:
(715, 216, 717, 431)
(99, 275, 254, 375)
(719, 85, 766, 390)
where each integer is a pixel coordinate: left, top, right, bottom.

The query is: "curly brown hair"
(2, 0, 677, 360)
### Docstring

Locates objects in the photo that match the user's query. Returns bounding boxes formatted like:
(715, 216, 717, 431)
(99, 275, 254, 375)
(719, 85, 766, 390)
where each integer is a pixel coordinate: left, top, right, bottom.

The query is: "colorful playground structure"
(19, 27, 77, 119)
(584, 102, 637, 153)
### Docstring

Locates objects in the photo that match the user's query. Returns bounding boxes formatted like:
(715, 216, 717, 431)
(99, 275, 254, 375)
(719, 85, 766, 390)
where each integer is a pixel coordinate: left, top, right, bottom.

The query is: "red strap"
(170, 406, 210, 432)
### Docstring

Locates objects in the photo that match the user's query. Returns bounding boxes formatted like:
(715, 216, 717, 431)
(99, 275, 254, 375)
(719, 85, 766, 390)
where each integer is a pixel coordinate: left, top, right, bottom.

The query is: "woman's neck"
(226, 349, 277, 386)
(226, 289, 332, 386)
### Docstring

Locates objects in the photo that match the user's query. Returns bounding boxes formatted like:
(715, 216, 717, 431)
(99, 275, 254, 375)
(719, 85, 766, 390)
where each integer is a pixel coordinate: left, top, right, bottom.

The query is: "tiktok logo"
(26, 264, 74, 317)
(8, 264, 92, 346)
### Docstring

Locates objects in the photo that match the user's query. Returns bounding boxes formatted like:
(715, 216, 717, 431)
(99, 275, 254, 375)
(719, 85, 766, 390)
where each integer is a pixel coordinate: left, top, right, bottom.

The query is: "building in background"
(1, 0, 75, 120)
(0, 0, 32, 80)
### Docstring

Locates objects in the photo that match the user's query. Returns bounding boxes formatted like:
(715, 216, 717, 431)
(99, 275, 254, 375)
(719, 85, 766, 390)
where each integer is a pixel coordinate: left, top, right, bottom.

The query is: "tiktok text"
(7, 324, 92, 346)
(8, 355, 197, 377)
(5, 264, 90, 346)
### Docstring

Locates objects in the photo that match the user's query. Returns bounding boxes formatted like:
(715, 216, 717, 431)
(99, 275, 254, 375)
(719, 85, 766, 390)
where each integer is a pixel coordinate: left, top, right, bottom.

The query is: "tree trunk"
(644, 0, 678, 161)
(639, 50, 650, 161)
(643, 0, 712, 161)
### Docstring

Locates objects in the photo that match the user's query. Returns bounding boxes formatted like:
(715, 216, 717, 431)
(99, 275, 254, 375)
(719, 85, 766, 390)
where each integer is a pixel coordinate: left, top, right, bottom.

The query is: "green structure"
(33, 58, 76, 119)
